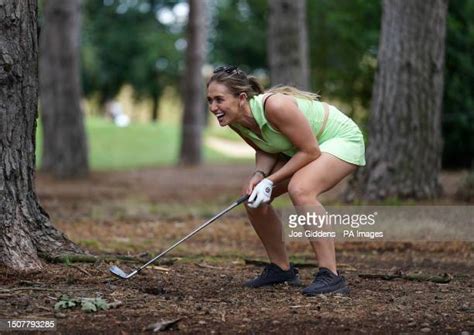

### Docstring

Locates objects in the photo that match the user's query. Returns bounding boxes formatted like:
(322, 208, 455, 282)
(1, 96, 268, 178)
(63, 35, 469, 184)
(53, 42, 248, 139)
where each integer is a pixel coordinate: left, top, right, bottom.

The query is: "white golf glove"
(248, 178, 273, 208)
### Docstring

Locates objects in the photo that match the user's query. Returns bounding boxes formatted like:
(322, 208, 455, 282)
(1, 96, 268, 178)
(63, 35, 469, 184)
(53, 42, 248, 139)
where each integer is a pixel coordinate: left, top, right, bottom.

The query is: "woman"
(207, 66, 365, 295)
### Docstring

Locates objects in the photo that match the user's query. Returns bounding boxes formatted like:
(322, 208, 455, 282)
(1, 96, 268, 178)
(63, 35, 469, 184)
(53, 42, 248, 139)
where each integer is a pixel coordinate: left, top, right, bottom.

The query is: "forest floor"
(0, 165, 473, 334)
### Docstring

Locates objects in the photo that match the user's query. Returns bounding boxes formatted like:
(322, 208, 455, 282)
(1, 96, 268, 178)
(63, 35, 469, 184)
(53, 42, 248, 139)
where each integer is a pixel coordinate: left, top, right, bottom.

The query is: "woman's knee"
(287, 180, 319, 204)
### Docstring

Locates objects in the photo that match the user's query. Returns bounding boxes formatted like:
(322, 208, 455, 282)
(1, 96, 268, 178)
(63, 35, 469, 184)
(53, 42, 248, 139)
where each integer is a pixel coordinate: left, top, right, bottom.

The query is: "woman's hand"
(248, 178, 273, 208)
(243, 171, 265, 195)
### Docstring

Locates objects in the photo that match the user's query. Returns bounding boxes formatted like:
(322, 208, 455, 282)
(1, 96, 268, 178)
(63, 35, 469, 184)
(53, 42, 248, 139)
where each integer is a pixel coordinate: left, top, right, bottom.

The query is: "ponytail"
(266, 85, 320, 101)
(248, 76, 264, 95)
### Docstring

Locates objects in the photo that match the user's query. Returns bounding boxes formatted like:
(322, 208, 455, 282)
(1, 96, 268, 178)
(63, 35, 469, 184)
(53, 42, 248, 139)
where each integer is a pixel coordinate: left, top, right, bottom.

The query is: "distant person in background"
(105, 100, 130, 127)
(206, 65, 365, 296)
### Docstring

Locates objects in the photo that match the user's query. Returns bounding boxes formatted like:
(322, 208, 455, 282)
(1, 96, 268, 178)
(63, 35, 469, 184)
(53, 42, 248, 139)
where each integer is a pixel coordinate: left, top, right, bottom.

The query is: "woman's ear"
(239, 93, 248, 107)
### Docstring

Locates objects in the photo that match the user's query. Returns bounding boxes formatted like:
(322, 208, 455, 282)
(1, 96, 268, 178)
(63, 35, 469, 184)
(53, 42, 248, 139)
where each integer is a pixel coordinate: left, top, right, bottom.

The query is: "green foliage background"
(443, 0, 474, 168)
(77, 0, 473, 168)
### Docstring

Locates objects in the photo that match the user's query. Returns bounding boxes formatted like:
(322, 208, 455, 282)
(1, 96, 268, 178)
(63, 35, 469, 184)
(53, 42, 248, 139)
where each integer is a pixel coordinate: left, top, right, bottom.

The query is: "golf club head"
(109, 265, 136, 279)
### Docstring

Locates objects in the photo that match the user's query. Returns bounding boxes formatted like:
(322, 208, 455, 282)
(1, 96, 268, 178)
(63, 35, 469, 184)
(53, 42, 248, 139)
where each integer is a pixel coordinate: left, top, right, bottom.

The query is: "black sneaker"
(244, 263, 301, 288)
(302, 267, 350, 296)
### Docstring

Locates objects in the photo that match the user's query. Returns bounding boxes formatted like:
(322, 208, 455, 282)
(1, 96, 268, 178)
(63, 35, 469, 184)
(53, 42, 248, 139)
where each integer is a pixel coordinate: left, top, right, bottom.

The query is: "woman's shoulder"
(262, 93, 295, 111)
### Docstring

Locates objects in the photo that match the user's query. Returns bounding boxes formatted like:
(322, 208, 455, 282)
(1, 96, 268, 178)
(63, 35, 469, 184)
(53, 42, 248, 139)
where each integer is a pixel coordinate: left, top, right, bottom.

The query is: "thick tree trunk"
(267, 0, 310, 90)
(39, 0, 89, 178)
(347, 0, 448, 201)
(0, 1, 82, 271)
(179, 0, 207, 165)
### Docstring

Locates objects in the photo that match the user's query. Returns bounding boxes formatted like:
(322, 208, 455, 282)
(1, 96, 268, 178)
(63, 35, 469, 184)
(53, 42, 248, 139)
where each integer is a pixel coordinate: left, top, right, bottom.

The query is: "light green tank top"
(232, 94, 327, 157)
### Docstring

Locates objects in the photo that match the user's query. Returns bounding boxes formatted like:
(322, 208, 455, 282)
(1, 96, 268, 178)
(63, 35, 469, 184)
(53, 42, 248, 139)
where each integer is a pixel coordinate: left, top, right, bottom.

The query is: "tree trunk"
(267, 0, 310, 90)
(346, 0, 448, 201)
(0, 1, 82, 271)
(151, 90, 159, 123)
(39, 0, 89, 178)
(179, 0, 208, 165)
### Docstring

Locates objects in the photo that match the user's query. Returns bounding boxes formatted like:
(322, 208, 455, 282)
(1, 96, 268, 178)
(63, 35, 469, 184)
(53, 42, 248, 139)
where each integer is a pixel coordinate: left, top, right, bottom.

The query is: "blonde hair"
(207, 66, 319, 101)
(207, 67, 264, 100)
(266, 85, 320, 101)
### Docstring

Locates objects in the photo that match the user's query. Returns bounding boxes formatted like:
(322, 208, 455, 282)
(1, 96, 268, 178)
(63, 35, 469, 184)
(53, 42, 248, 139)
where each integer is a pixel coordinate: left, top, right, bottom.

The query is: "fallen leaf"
(145, 318, 182, 332)
(108, 300, 123, 309)
(149, 266, 171, 272)
(196, 263, 223, 270)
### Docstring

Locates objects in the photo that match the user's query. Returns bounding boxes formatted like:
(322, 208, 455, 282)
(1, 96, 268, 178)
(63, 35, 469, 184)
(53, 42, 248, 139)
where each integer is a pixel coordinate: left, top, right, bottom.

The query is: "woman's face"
(207, 81, 241, 127)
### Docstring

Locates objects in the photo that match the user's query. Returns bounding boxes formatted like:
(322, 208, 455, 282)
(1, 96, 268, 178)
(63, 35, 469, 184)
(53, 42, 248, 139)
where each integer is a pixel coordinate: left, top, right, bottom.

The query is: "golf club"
(110, 194, 249, 279)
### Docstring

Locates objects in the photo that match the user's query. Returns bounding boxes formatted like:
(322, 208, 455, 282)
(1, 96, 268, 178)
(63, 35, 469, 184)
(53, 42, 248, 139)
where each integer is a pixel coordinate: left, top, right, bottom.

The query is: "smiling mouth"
(216, 112, 225, 122)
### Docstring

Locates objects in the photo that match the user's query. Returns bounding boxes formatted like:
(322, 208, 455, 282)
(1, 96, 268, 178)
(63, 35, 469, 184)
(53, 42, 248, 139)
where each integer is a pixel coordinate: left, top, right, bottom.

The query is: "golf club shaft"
(136, 194, 249, 273)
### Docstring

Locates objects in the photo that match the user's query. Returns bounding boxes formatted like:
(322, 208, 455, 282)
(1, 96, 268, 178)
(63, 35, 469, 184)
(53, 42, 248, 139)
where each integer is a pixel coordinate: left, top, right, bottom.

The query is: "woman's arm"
(229, 125, 280, 195)
(263, 94, 321, 184)
(229, 125, 279, 176)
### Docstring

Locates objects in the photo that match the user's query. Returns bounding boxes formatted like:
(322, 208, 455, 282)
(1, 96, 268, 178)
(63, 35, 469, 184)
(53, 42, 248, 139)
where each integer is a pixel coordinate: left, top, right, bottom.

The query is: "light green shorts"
(318, 105, 366, 166)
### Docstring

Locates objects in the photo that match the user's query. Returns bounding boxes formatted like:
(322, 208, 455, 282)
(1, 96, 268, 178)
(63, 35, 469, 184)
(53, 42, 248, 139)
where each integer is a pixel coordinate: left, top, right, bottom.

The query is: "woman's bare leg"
(244, 159, 291, 270)
(244, 153, 357, 274)
(287, 153, 357, 274)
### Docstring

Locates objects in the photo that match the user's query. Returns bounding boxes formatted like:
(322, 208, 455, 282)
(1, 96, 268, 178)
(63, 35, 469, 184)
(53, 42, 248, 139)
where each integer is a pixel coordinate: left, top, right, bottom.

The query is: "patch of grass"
(78, 239, 102, 251)
(86, 118, 178, 170)
(36, 117, 251, 171)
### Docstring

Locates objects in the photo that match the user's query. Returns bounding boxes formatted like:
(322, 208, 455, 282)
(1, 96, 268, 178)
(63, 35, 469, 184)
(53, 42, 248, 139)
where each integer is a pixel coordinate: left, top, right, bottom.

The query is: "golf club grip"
(236, 194, 250, 205)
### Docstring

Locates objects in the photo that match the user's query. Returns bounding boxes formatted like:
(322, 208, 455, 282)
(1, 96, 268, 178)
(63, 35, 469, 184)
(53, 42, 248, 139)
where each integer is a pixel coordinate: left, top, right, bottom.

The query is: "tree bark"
(179, 0, 208, 165)
(0, 1, 82, 271)
(347, 0, 448, 201)
(39, 0, 89, 178)
(267, 0, 310, 90)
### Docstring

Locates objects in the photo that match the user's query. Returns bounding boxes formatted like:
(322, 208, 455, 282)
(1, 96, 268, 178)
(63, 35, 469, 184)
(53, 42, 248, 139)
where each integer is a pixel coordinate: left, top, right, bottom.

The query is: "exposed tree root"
(359, 272, 453, 283)
(39, 253, 176, 265)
